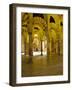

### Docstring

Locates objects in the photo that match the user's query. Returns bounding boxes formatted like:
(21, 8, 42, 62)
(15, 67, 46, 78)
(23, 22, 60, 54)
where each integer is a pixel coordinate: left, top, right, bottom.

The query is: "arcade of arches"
(21, 13, 63, 77)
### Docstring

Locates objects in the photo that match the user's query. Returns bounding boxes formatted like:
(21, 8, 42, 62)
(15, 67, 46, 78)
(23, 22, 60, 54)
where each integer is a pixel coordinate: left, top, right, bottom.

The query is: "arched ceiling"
(21, 13, 63, 42)
(33, 17, 47, 31)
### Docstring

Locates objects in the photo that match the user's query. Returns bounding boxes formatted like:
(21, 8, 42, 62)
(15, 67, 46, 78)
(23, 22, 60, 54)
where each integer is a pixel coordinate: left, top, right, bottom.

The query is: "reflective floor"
(21, 54, 63, 77)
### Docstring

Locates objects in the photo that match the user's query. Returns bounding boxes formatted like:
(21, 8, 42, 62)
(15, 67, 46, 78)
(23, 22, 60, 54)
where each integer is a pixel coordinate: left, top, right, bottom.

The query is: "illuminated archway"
(32, 17, 47, 56)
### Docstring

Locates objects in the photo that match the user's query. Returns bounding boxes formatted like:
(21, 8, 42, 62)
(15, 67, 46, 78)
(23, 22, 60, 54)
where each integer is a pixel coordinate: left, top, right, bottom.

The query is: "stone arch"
(33, 17, 47, 31)
(32, 17, 48, 56)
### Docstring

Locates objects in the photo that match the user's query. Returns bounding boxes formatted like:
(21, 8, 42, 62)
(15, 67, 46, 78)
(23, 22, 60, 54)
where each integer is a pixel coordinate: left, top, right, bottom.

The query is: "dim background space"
(0, 0, 72, 90)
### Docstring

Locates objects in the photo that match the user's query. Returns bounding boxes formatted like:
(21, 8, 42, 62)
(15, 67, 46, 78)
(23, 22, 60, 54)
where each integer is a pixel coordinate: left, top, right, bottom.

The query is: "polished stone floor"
(21, 54, 63, 77)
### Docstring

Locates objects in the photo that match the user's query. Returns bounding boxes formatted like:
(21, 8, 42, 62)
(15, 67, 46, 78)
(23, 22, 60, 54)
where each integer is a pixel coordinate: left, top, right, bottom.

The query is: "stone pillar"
(49, 39, 52, 55)
(44, 15, 49, 57)
(41, 40, 43, 56)
(57, 32, 60, 56)
(58, 39, 60, 55)
(24, 40, 26, 55)
(28, 32, 33, 56)
(28, 14, 33, 57)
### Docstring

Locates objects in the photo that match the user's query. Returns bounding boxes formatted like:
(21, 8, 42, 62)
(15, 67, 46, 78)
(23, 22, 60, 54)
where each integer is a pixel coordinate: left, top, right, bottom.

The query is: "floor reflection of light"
(33, 51, 47, 56)
(21, 53, 24, 55)
(43, 51, 47, 55)
(21, 52, 47, 56)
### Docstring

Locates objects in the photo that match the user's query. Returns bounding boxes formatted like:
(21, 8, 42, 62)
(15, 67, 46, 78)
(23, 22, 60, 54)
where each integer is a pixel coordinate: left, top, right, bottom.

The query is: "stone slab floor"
(21, 54, 63, 77)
